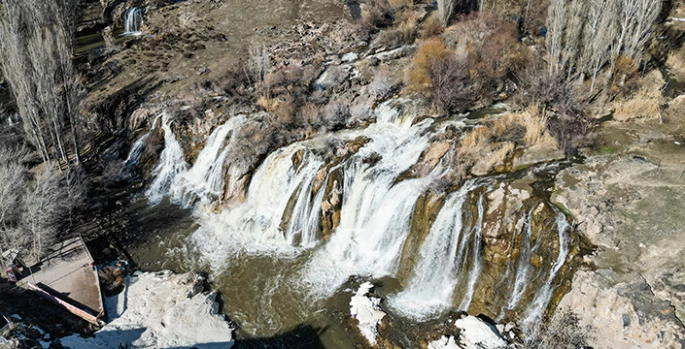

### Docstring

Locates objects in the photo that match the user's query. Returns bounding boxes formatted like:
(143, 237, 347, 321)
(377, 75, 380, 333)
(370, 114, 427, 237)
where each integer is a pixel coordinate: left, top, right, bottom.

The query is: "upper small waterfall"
(123, 7, 144, 36)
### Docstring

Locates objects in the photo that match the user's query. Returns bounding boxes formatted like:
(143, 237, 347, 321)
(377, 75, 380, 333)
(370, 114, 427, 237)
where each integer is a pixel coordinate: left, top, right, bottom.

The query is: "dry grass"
(493, 106, 553, 147)
(613, 92, 661, 122)
(388, 0, 413, 10)
(461, 125, 492, 150)
(459, 106, 557, 174)
(613, 71, 664, 122)
(374, 10, 417, 49)
(420, 11, 443, 39)
(666, 45, 685, 79)
(405, 37, 448, 94)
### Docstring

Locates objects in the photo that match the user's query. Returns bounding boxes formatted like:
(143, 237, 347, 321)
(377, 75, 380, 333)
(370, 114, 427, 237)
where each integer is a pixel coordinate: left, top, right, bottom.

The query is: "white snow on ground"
(60, 271, 234, 349)
(349, 282, 386, 346)
(454, 316, 507, 349)
(427, 335, 461, 349)
(428, 316, 508, 349)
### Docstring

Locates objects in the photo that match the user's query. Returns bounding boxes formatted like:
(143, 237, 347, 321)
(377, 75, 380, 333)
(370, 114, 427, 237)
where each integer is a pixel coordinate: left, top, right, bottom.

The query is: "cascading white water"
(123, 7, 144, 36)
(188, 98, 437, 273)
(190, 141, 327, 262)
(301, 121, 441, 297)
(132, 96, 575, 337)
(387, 181, 478, 319)
(505, 208, 537, 311)
(145, 113, 189, 204)
(171, 115, 246, 205)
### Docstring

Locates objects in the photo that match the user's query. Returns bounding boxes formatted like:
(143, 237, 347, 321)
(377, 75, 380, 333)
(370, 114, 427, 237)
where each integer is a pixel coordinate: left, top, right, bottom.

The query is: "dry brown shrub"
(613, 71, 664, 122)
(430, 54, 474, 113)
(208, 54, 251, 94)
(301, 103, 320, 126)
(273, 94, 297, 126)
(358, 0, 394, 35)
(420, 11, 443, 38)
(405, 37, 449, 94)
(388, 0, 413, 10)
(375, 11, 417, 49)
(369, 66, 399, 99)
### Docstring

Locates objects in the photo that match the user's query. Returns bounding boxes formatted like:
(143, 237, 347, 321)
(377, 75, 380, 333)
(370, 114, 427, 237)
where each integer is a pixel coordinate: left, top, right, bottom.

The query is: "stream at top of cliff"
(119, 97, 582, 348)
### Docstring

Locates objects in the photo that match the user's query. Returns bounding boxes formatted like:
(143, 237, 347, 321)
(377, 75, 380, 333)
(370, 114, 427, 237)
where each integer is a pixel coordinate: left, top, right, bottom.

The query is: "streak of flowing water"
(522, 208, 570, 334)
(123, 8, 144, 36)
(125, 115, 161, 166)
(458, 189, 487, 311)
(505, 208, 537, 311)
(387, 181, 478, 319)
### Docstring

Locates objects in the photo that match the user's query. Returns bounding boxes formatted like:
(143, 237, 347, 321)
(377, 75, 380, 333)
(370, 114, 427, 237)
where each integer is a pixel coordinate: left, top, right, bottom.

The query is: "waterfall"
(132, 97, 575, 333)
(171, 115, 246, 205)
(190, 141, 327, 262)
(458, 190, 487, 311)
(302, 121, 439, 297)
(123, 7, 144, 36)
(125, 115, 161, 167)
(522, 209, 570, 333)
(145, 113, 188, 204)
(387, 181, 478, 319)
(189, 99, 433, 271)
(504, 208, 539, 311)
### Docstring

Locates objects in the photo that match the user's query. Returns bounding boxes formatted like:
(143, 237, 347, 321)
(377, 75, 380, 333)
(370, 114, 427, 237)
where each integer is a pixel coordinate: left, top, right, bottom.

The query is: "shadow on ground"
(234, 324, 327, 349)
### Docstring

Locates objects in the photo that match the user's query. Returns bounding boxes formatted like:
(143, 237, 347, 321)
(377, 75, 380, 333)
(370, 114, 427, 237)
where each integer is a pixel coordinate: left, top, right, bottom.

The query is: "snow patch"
(349, 282, 386, 346)
(60, 271, 234, 349)
(454, 316, 507, 349)
(428, 335, 461, 349)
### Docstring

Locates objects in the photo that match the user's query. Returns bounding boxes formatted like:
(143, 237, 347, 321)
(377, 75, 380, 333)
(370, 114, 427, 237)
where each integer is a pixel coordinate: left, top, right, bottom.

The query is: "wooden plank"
(27, 283, 102, 326)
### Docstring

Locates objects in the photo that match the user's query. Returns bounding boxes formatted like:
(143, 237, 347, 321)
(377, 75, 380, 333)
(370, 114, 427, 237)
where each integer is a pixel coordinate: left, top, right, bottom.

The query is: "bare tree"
(438, 0, 459, 26)
(0, 0, 82, 168)
(0, 141, 82, 264)
(546, 0, 662, 89)
(22, 169, 64, 259)
(581, 0, 616, 92)
(0, 146, 27, 267)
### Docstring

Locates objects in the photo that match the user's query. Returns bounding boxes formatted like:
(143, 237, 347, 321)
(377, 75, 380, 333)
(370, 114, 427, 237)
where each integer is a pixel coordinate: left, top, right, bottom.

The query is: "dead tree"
(0, 0, 82, 167)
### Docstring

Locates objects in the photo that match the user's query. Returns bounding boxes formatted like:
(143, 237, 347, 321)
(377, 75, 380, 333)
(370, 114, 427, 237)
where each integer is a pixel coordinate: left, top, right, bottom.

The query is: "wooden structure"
(17, 235, 105, 326)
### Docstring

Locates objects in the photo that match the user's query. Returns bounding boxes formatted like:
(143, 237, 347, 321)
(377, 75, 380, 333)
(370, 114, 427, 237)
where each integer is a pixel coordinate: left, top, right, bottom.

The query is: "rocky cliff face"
(553, 120, 685, 348)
